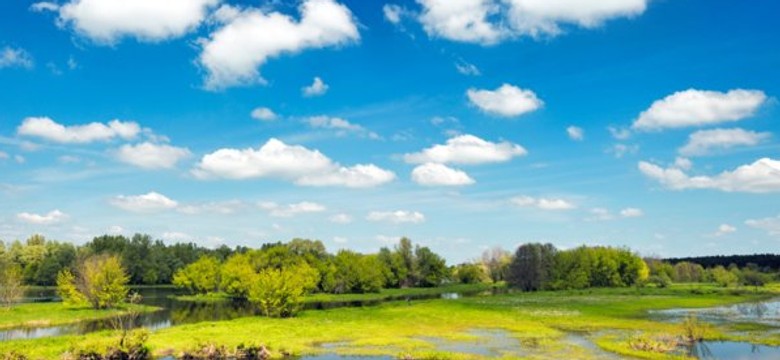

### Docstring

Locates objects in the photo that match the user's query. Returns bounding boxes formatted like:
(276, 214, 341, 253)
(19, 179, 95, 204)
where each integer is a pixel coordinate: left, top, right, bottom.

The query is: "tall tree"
(507, 243, 557, 291)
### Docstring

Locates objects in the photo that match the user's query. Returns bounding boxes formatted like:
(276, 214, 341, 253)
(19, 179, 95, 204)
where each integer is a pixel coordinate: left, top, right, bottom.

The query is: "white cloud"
(199, 0, 359, 90)
(107, 225, 124, 234)
(638, 158, 780, 193)
(674, 157, 692, 171)
(14, 155, 25, 164)
(418, 0, 504, 45)
(0, 47, 34, 69)
(632, 89, 767, 131)
(714, 224, 736, 236)
(745, 215, 780, 236)
(467, 84, 542, 117)
(177, 200, 246, 215)
(259, 201, 326, 217)
(329, 213, 353, 224)
(620, 207, 643, 218)
(251, 107, 277, 121)
(302, 76, 329, 97)
(404, 134, 526, 165)
(510, 196, 575, 211)
(415, 0, 648, 45)
(306, 115, 379, 139)
(367, 210, 426, 224)
(0, 151, 8, 160)
(17, 210, 67, 225)
(111, 192, 178, 212)
(38, 0, 220, 44)
(115, 142, 190, 169)
(455, 61, 481, 76)
(566, 126, 584, 141)
(17, 117, 140, 144)
(608, 126, 631, 140)
(411, 163, 475, 186)
(193, 138, 395, 188)
(383, 4, 411, 24)
(333, 236, 348, 244)
(678, 128, 771, 156)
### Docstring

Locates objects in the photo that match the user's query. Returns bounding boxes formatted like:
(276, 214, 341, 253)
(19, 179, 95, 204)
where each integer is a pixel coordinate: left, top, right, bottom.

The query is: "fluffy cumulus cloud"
(259, 201, 326, 217)
(17, 117, 140, 144)
(17, 210, 67, 225)
(302, 77, 329, 97)
(415, 0, 648, 45)
(404, 134, 526, 165)
(411, 163, 475, 186)
(467, 84, 542, 117)
(367, 210, 426, 224)
(193, 138, 395, 188)
(678, 128, 771, 156)
(35, 0, 220, 44)
(632, 89, 767, 131)
(199, 0, 359, 90)
(110, 192, 178, 212)
(567, 126, 584, 141)
(510, 196, 575, 211)
(745, 215, 780, 236)
(0, 47, 34, 69)
(251, 107, 277, 121)
(115, 142, 191, 169)
(638, 158, 780, 193)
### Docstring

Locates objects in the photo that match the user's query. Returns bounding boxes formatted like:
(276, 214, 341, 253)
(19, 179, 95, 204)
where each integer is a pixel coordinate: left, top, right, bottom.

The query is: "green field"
(1, 284, 779, 359)
(0, 303, 158, 331)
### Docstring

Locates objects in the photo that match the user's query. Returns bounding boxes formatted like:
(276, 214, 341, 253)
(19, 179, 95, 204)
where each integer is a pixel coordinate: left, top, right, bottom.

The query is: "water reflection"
(2, 287, 498, 341)
(650, 298, 780, 326)
(689, 341, 780, 360)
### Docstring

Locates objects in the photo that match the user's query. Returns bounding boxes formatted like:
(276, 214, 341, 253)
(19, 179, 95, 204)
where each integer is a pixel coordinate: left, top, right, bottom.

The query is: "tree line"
(664, 254, 780, 271)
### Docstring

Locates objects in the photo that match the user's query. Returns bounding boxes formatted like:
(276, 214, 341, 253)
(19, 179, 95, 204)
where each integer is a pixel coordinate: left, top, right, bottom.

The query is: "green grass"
(0, 302, 159, 330)
(1, 283, 779, 360)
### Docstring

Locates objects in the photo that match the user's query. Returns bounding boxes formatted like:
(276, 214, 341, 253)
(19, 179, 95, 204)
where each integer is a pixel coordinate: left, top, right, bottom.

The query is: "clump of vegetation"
(56, 254, 129, 309)
(680, 314, 708, 343)
(627, 334, 680, 353)
(178, 343, 270, 360)
(63, 329, 151, 360)
(172, 255, 222, 294)
(249, 264, 318, 318)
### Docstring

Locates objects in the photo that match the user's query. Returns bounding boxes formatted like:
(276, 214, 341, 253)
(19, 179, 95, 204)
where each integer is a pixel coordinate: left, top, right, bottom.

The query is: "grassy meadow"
(1, 284, 778, 359)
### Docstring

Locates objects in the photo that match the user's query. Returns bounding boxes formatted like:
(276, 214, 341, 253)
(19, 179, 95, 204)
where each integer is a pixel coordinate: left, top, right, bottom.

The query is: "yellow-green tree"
(172, 255, 221, 294)
(56, 254, 129, 309)
(248, 263, 318, 318)
(0, 257, 25, 308)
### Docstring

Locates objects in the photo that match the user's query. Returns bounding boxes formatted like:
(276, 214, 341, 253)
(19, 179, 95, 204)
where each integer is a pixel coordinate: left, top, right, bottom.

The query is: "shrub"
(57, 254, 129, 309)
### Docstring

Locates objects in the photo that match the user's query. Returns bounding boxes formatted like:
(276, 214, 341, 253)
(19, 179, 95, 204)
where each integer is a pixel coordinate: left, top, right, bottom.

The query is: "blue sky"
(0, 0, 778, 262)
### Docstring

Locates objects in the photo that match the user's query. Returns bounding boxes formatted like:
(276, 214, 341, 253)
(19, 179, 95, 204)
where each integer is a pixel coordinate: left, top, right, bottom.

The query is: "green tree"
(415, 246, 448, 287)
(220, 253, 255, 297)
(57, 254, 129, 309)
(710, 265, 739, 287)
(248, 264, 317, 317)
(481, 247, 511, 283)
(0, 256, 25, 308)
(172, 256, 221, 294)
(508, 243, 557, 291)
(455, 263, 486, 284)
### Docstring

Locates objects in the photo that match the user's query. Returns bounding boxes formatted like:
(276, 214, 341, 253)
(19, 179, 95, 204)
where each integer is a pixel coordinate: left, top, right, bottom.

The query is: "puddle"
(688, 341, 780, 360)
(650, 298, 780, 326)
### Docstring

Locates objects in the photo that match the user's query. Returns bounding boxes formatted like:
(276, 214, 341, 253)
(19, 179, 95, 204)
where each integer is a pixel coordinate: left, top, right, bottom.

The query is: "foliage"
(647, 274, 672, 288)
(323, 250, 384, 294)
(0, 256, 25, 308)
(481, 247, 511, 283)
(172, 256, 221, 294)
(453, 263, 486, 284)
(247, 264, 317, 318)
(710, 265, 739, 287)
(507, 243, 556, 291)
(220, 253, 255, 298)
(680, 314, 708, 343)
(57, 254, 129, 309)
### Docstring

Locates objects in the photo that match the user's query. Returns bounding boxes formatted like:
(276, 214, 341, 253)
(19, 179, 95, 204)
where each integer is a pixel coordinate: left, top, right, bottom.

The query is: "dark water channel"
(0, 287, 488, 341)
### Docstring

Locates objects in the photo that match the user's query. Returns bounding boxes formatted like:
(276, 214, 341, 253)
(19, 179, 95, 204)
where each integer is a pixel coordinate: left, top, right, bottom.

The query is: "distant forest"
(665, 254, 780, 270)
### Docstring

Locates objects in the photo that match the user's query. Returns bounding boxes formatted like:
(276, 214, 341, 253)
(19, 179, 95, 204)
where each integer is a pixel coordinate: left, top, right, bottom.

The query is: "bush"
(248, 264, 317, 318)
(648, 274, 671, 288)
(57, 254, 129, 309)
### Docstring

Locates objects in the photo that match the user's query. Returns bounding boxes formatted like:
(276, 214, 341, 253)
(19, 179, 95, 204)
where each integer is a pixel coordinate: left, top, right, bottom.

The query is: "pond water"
(689, 341, 780, 360)
(650, 298, 780, 326)
(0, 287, 494, 341)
